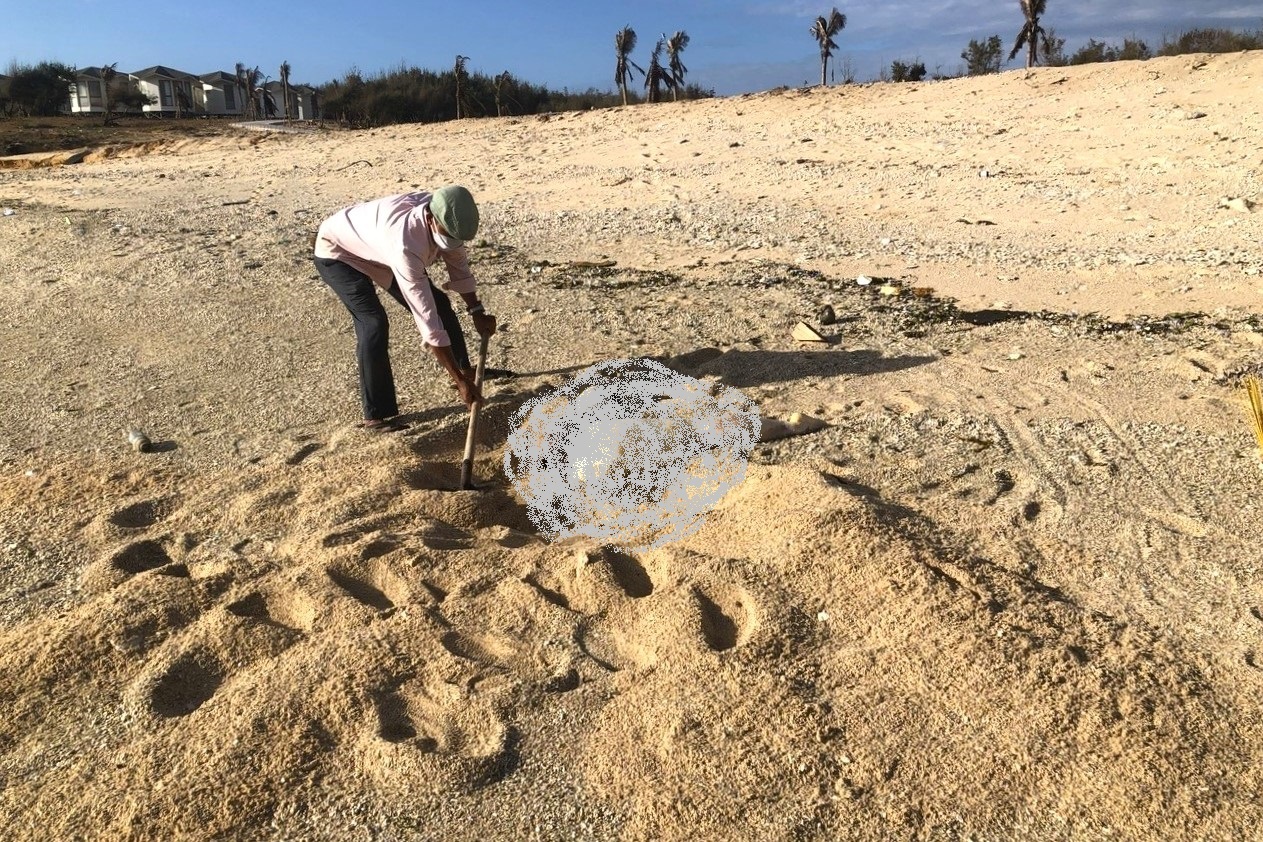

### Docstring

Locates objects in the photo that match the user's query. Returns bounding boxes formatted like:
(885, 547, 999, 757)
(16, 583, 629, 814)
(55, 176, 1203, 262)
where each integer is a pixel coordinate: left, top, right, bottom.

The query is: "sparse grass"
(1159, 27, 1263, 56)
(0, 116, 239, 156)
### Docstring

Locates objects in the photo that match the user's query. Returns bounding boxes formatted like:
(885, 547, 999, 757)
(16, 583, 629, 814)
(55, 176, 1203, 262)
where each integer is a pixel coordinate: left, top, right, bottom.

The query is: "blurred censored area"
(504, 359, 761, 548)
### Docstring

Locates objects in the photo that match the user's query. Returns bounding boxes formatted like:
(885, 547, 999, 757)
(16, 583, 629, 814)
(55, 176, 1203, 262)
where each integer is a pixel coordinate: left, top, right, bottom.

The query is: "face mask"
(429, 218, 463, 251)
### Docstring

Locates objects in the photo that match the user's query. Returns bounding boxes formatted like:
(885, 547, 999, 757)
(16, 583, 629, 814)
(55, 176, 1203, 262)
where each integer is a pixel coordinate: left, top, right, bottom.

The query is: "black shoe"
(361, 418, 409, 433)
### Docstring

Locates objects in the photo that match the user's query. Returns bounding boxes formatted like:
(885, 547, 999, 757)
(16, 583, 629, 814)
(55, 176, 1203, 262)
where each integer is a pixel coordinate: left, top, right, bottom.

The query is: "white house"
(293, 84, 319, 121)
(259, 80, 317, 120)
(129, 65, 200, 116)
(199, 71, 244, 116)
(68, 67, 109, 115)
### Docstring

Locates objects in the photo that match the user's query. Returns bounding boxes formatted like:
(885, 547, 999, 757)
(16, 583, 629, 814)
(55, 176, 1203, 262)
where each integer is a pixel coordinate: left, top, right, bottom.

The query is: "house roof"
(75, 66, 109, 80)
(130, 65, 200, 82)
(199, 71, 238, 84)
(261, 81, 314, 94)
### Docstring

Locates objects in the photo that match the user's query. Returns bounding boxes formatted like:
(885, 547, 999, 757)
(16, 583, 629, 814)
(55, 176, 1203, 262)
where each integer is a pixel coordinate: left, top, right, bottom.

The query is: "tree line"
(1, 61, 152, 120)
(318, 63, 712, 128)
(842, 0, 1263, 83)
(4, 5, 1261, 124)
(320, 25, 710, 128)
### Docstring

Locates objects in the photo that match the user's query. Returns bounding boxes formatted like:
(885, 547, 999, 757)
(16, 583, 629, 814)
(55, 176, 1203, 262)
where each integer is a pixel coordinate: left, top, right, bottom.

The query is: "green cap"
(429, 185, 479, 241)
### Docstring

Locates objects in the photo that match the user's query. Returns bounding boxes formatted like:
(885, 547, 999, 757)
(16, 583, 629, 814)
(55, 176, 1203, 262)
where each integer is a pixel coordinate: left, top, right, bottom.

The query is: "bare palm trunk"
(453, 56, 468, 119)
(821, 57, 828, 86)
(620, 81, 628, 106)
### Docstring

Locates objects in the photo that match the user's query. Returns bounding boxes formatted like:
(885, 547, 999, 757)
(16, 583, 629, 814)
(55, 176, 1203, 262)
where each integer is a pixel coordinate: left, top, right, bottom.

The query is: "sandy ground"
(1, 52, 1262, 841)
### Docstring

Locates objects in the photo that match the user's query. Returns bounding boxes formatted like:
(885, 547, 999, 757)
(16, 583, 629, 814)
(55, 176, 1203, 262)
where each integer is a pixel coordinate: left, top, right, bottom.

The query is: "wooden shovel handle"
(459, 335, 491, 489)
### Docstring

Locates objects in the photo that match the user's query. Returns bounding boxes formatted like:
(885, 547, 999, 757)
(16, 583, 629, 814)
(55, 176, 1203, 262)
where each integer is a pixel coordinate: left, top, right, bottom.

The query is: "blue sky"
(3, 1, 1259, 95)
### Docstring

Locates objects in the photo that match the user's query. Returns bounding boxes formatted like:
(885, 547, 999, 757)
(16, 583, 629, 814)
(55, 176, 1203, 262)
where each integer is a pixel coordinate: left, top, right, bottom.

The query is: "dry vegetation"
(0, 116, 240, 156)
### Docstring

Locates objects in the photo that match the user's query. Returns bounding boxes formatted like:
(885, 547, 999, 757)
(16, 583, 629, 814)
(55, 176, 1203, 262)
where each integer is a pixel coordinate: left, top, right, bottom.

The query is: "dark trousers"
(314, 257, 471, 420)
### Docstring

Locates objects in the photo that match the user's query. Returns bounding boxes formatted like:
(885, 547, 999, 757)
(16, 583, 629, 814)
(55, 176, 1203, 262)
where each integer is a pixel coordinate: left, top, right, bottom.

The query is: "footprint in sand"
(418, 521, 476, 551)
(319, 513, 415, 548)
(147, 650, 225, 717)
(105, 496, 180, 530)
(522, 572, 571, 610)
(440, 630, 515, 665)
(366, 677, 515, 791)
(110, 540, 177, 575)
(325, 560, 409, 613)
(225, 587, 317, 634)
(126, 583, 314, 721)
(284, 442, 322, 466)
(564, 546, 761, 671)
(81, 538, 190, 594)
(568, 547, 656, 611)
(985, 467, 1059, 526)
(692, 584, 757, 652)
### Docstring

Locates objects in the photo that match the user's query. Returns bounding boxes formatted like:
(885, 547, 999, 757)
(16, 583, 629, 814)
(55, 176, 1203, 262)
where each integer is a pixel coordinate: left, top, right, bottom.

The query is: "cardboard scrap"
(1219, 196, 1255, 214)
(758, 412, 828, 443)
(792, 322, 826, 342)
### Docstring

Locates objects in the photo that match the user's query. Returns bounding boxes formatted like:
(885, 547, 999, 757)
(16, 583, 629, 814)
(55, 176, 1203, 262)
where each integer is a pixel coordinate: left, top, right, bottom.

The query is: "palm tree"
(454, 55, 469, 118)
(234, 62, 249, 118)
(254, 70, 276, 118)
(665, 31, 689, 100)
(644, 38, 675, 103)
(244, 65, 263, 119)
(810, 8, 847, 86)
(1008, 0, 1049, 68)
(100, 63, 117, 126)
(493, 70, 511, 117)
(614, 26, 643, 106)
(279, 61, 291, 121)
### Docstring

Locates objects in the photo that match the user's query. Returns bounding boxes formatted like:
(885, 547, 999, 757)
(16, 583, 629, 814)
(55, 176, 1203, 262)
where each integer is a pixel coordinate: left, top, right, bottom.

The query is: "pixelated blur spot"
(504, 359, 761, 548)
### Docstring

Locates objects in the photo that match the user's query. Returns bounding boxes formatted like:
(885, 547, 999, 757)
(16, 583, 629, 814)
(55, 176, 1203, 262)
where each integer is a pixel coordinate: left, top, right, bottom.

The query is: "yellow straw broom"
(1247, 374, 1263, 457)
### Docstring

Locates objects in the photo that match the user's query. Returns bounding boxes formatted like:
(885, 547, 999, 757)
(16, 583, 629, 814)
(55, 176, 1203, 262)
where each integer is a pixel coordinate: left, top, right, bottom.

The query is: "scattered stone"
(856, 275, 874, 286)
(878, 285, 901, 297)
(816, 304, 837, 326)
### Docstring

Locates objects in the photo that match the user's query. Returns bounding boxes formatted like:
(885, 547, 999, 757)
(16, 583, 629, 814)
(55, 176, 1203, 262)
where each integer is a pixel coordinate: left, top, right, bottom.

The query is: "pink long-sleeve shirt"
(314, 192, 477, 347)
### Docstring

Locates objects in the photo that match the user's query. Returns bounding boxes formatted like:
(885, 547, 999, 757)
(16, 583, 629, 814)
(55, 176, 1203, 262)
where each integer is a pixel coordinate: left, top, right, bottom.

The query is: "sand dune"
(1, 52, 1261, 840)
